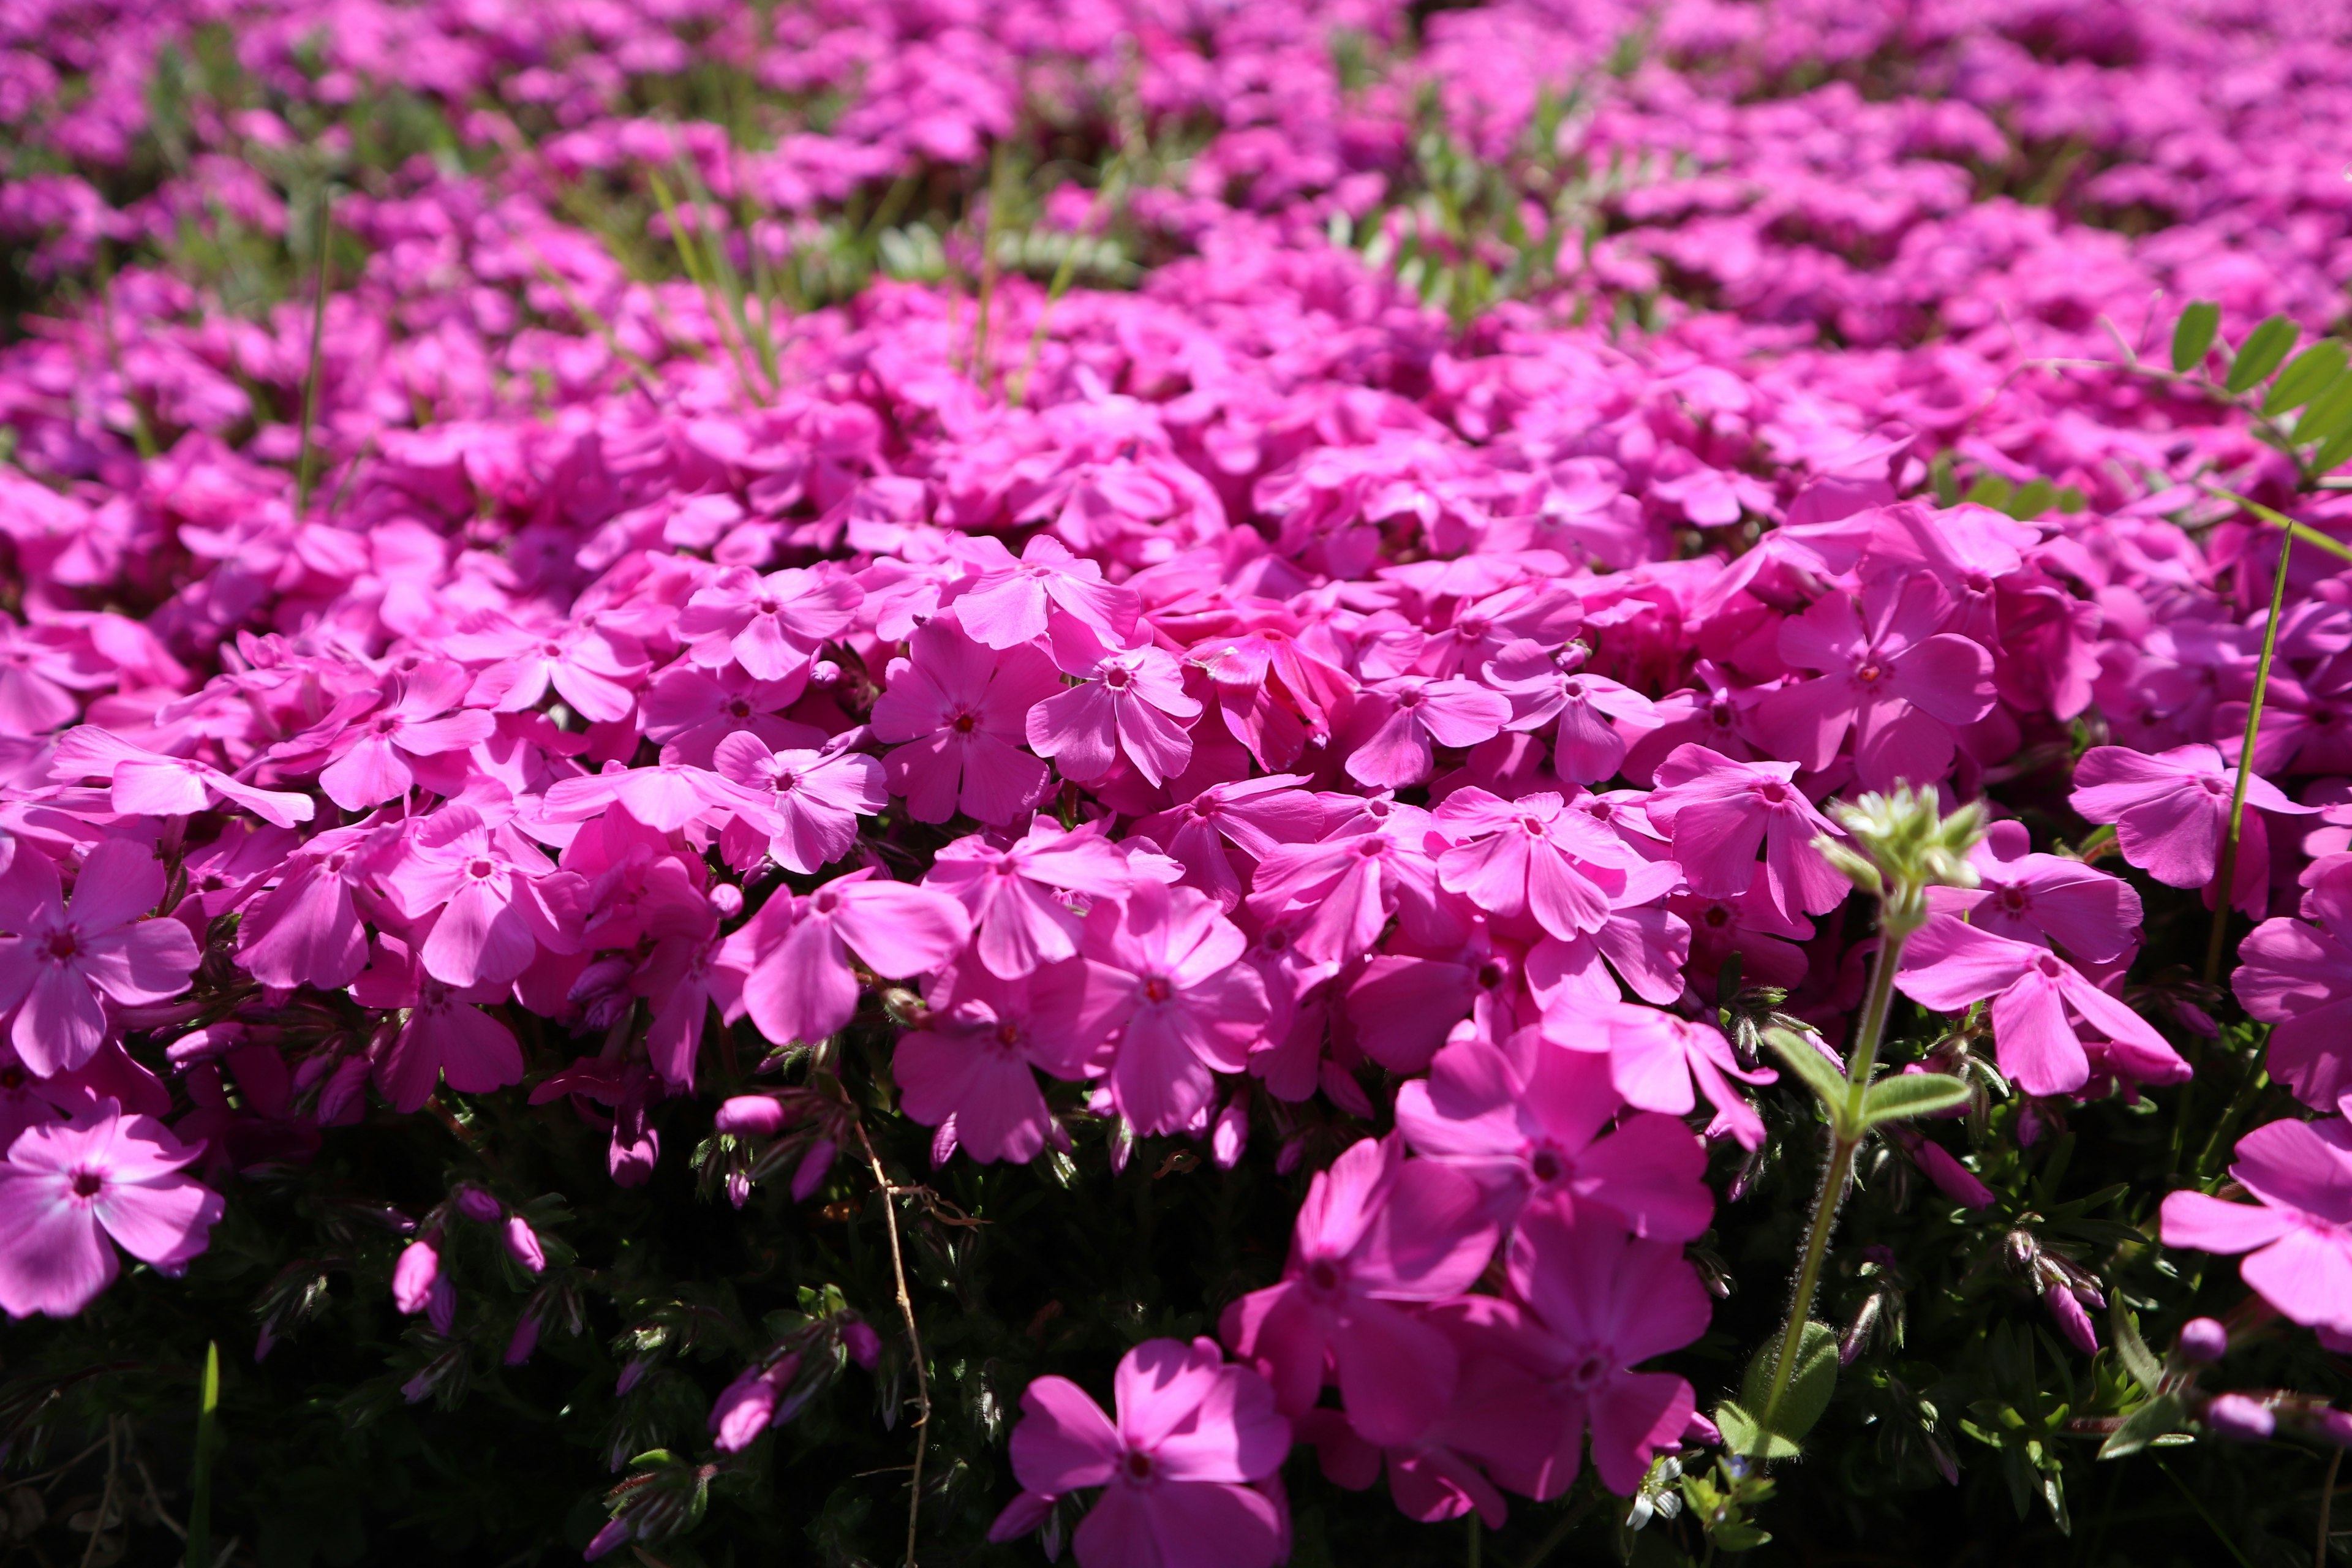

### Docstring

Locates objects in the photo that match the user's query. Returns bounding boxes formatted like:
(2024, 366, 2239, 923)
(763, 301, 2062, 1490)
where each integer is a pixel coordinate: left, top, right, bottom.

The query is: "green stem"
(1757, 922, 1909, 1431)
(2205, 527, 2294, 986)
(189, 1341, 218, 1568)
(294, 187, 333, 518)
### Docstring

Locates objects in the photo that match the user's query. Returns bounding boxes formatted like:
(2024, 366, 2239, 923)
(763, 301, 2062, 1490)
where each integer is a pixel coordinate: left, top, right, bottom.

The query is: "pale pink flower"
(989, 1337, 1289, 1568)
(710, 734, 887, 873)
(2236, 858, 2352, 1115)
(0, 1099, 224, 1319)
(677, 564, 863, 685)
(2161, 1116, 2352, 1340)
(1483, 640, 1656, 783)
(1431, 788, 1656, 943)
(0, 614, 108, 735)
(1084, 880, 1269, 1136)
(446, 615, 649, 725)
(1248, 801, 1452, 967)
(871, 619, 1059, 824)
(543, 753, 745, 835)
(1344, 674, 1512, 790)
(1550, 1000, 1773, 1150)
(1027, 644, 1202, 787)
(235, 824, 389, 992)
(721, 870, 972, 1047)
(0, 843, 198, 1078)
(1645, 743, 1849, 923)
(925, 818, 1133, 978)
(50, 726, 314, 828)
(640, 663, 824, 767)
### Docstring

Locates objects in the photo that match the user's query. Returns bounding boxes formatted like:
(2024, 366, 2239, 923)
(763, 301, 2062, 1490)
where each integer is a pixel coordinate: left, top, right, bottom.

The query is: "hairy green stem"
(2205, 528, 2294, 986)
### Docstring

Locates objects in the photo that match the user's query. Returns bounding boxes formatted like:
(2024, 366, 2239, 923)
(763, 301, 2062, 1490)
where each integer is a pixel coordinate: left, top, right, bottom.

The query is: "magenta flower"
(710, 734, 888, 874)
(1027, 644, 1202, 788)
(383, 805, 588, 989)
(894, 964, 1124, 1164)
(2236, 862, 2352, 1115)
(1927, 819, 2141, 964)
(0, 843, 199, 1078)
(2070, 743, 2311, 909)
(542, 753, 743, 835)
(721, 870, 972, 1048)
(1448, 1201, 1708, 1498)
(444, 614, 647, 723)
(871, 619, 1059, 825)
(1751, 573, 1996, 788)
(1432, 788, 1654, 943)
(1084, 880, 1269, 1136)
(236, 825, 388, 992)
(1344, 674, 1512, 790)
(1133, 775, 1324, 912)
(1896, 916, 2187, 1098)
(677, 564, 864, 685)
(1248, 802, 1451, 967)
(925, 818, 1134, 978)
(301, 662, 497, 812)
(50, 726, 314, 828)
(352, 937, 526, 1113)
(1484, 640, 1656, 783)
(0, 614, 107, 735)
(1559, 1000, 1774, 1150)
(989, 1337, 1290, 1568)
(2161, 1116, 2352, 1340)
(1394, 1028, 1713, 1238)
(0, 1099, 224, 1318)
(1221, 1135, 1497, 1444)
(1645, 743, 1850, 923)
(950, 533, 1142, 673)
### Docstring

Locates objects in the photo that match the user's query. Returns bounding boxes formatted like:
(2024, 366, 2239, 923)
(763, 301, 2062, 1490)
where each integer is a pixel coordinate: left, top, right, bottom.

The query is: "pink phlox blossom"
(677, 563, 864, 687)
(391, 1235, 456, 1335)
(1446, 1200, 1708, 1498)
(1896, 914, 2187, 1099)
(49, 725, 314, 827)
(2161, 1115, 2352, 1341)
(1220, 1134, 1496, 1445)
(709, 732, 887, 873)
(1483, 639, 1656, 783)
(1027, 643, 1202, 788)
(443, 612, 648, 724)
(1291, 1396, 1507, 1528)
(1645, 743, 1850, 924)
(382, 804, 589, 989)
(894, 963, 1127, 1164)
(1548, 1000, 1775, 1150)
(1248, 800, 1454, 968)
(1522, 900, 1695, 1011)
(948, 533, 1142, 674)
(0, 613, 112, 736)
(1395, 1028, 1713, 1238)
(1084, 879, 1270, 1137)
(1432, 786, 1663, 943)
(2233, 854, 2352, 1115)
(0, 842, 198, 1078)
(631, 881, 726, 1090)
(1409, 581, 1582, 679)
(1343, 673, 1512, 790)
(989, 1336, 1290, 1568)
(2069, 742, 2312, 912)
(1673, 870, 1815, 999)
(718, 869, 972, 1048)
(1133, 775, 1322, 911)
(1237, 906, 1341, 1099)
(2222, 651, 2352, 777)
(870, 618, 1058, 824)
(1926, 818, 2141, 963)
(925, 816, 1135, 978)
(295, 661, 497, 811)
(353, 935, 525, 1113)
(1345, 921, 1529, 1074)
(527, 1055, 669, 1186)
(236, 823, 396, 992)
(541, 750, 750, 836)
(0, 1099, 224, 1318)
(1621, 659, 1768, 784)
(639, 663, 824, 767)
(1191, 624, 1354, 772)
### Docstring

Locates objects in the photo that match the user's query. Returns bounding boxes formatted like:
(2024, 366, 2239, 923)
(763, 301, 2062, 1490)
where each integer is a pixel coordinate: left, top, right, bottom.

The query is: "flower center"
(1477, 960, 1506, 989)
(2200, 775, 2227, 796)
(1529, 1147, 1565, 1184)
(1567, 1351, 1610, 1392)
(1855, 663, 1882, 684)
(755, 597, 780, 616)
(1999, 886, 2028, 912)
(1395, 685, 1426, 710)
(1306, 1258, 1344, 1295)
(2035, 954, 2064, 978)
(1141, 976, 1172, 1004)
(1709, 701, 1734, 727)
(1520, 815, 1547, 837)
(1703, 906, 1730, 928)
(467, 858, 496, 880)
(70, 1169, 103, 1199)
(1758, 781, 1790, 804)
(44, 929, 78, 961)
(1124, 1450, 1154, 1482)
(728, 699, 753, 717)
(1357, 837, 1388, 859)
(951, 712, 977, 733)
(812, 890, 840, 914)
(773, 772, 799, 794)
(1101, 666, 1134, 692)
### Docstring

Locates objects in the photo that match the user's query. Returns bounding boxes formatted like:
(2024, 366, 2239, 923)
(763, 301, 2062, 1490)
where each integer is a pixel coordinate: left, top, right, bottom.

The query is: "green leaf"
(2264, 339, 2348, 414)
(2225, 315, 2298, 394)
(1858, 1071, 1973, 1127)
(2318, 421, 2352, 475)
(1735, 1321, 1841, 1457)
(2111, 1304, 2163, 1392)
(2297, 371, 2352, 449)
(1712, 1523, 1772, 1552)
(1763, 1027, 1852, 1118)
(1961, 473, 2013, 511)
(2171, 301, 2219, 372)
(2008, 477, 2056, 520)
(1713, 1401, 1773, 1460)
(2098, 1393, 2184, 1460)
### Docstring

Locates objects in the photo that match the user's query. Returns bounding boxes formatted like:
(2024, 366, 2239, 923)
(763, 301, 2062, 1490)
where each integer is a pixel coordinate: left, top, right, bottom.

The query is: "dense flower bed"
(7, 0, 2352, 1564)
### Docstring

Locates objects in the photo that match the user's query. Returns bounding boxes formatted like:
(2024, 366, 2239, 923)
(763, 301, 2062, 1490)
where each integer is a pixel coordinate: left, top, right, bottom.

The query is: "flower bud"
(709, 883, 744, 919)
(716, 1095, 790, 1137)
(454, 1186, 502, 1225)
(505, 1308, 541, 1367)
(583, 1517, 635, 1562)
(503, 1215, 546, 1273)
(2177, 1316, 2229, 1365)
(710, 1361, 786, 1453)
(2203, 1393, 2275, 1441)
(392, 1238, 440, 1315)
(426, 1273, 456, 1336)
(2040, 1281, 2098, 1355)
(841, 1320, 882, 1370)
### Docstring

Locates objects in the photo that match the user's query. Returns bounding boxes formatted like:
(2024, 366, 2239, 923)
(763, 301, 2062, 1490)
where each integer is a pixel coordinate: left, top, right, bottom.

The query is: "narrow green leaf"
(189, 1340, 219, 1568)
(1738, 1321, 1840, 1454)
(1763, 1027, 1852, 1116)
(2263, 339, 2347, 415)
(2225, 315, 2298, 394)
(2295, 369, 2352, 449)
(2318, 421, 2352, 475)
(1858, 1071, 1973, 1128)
(2098, 1393, 2184, 1460)
(1961, 473, 2014, 511)
(2008, 477, 2056, 520)
(2171, 301, 2220, 372)
(2111, 1304, 2163, 1392)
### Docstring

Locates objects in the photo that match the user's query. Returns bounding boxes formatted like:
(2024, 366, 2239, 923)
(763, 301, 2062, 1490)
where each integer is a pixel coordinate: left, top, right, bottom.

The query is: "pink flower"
(0, 1099, 224, 1319)
(1896, 916, 2187, 1098)
(1394, 1028, 1713, 1238)
(925, 818, 1134, 978)
(2070, 743, 2311, 909)
(1926, 819, 2141, 964)
(1484, 640, 1656, 784)
(950, 534, 1141, 673)
(0, 843, 199, 1078)
(1557, 1001, 1774, 1150)
(677, 564, 863, 686)
(1447, 1201, 1706, 1498)
(235, 825, 388, 992)
(1645, 743, 1849, 923)
(352, 937, 526, 1113)
(0, 614, 108, 734)
(710, 734, 887, 874)
(1751, 573, 1996, 788)
(1221, 1135, 1496, 1444)
(871, 619, 1059, 824)
(2161, 1116, 2352, 1340)
(1248, 801, 1452, 967)
(50, 726, 314, 828)
(1085, 881, 1270, 1136)
(304, 663, 498, 812)
(383, 805, 588, 989)
(2236, 859, 2352, 1115)
(446, 614, 649, 723)
(542, 754, 744, 835)
(720, 870, 972, 1047)
(894, 963, 1125, 1164)
(1343, 674, 1512, 790)
(989, 1337, 1289, 1568)
(1133, 776, 1324, 912)
(1432, 788, 1657, 943)
(641, 663, 824, 767)
(1027, 644, 1202, 788)
(710, 1354, 803, 1453)
(392, 1235, 455, 1333)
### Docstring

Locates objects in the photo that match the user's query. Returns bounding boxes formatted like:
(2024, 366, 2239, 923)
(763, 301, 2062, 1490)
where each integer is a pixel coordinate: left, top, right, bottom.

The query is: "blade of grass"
(187, 1341, 218, 1568)
(647, 168, 760, 401)
(2204, 525, 2293, 986)
(1008, 156, 1125, 409)
(293, 186, 334, 517)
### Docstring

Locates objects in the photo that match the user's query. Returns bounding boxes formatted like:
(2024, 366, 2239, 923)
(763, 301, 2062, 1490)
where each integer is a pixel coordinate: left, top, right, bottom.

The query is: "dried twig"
(854, 1118, 932, 1568)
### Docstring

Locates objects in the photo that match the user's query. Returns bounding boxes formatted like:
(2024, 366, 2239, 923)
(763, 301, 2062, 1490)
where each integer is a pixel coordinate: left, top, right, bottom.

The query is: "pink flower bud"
(1904, 1133, 1994, 1209)
(505, 1309, 541, 1367)
(584, 1517, 634, 1561)
(503, 1215, 546, 1273)
(2041, 1283, 2098, 1355)
(709, 883, 744, 919)
(426, 1273, 456, 1336)
(791, 1137, 837, 1202)
(709, 1363, 781, 1453)
(2177, 1317, 2228, 1364)
(392, 1238, 440, 1315)
(715, 1095, 789, 1137)
(842, 1320, 881, 1370)
(455, 1187, 502, 1225)
(2204, 1393, 2275, 1441)
(1211, 1093, 1249, 1170)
